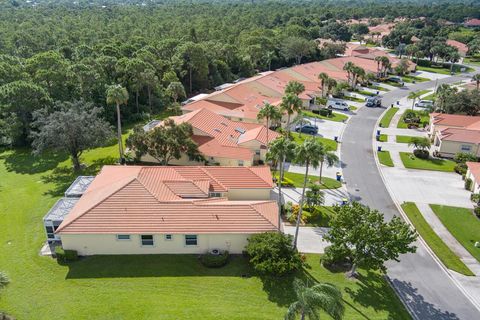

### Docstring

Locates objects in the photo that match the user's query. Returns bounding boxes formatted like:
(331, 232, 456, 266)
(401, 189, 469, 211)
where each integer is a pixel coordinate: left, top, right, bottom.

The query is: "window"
(45, 226, 55, 239)
(116, 234, 131, 241)
(141, 235, 154, 246)
(461, 145, 472, 152)
(185, 235, 198, 246)
(255, 150, 260, 156)
(209, 192, 222, 197)
(238, 160, 244, 166)
(165, 234, 172, 241)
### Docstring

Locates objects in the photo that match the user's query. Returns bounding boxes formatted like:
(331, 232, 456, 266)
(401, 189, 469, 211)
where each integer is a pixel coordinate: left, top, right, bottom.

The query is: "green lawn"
(291, 132, 338, 151)
(395, 135, 415, 144)
(0, 144, 409, 319)
(402, 75, 429, 83)
(384, 80, 403, 87)
(305, 206, 335, 227)
(357, 90, 375, 97)
(422, 93, 436, 101)
(274, 171, 341, 189)
(430, 205, 480, 263)
(401, 203, 474, 276)
(397, 111, 429, 129)
(303, 110, 348, 123)
(415, 89, 432, 96)
(377, 151, 394, 167)
(378, 134, 388, 142)
(379, 107, 399, 128)
(366, 84, 390, 92)
(341, 95, 365, 103)
(416, 65, 475, 75)
(349, 105, 357, 111)
(464, 56, 480, 67)
(399, 152, 456, 172)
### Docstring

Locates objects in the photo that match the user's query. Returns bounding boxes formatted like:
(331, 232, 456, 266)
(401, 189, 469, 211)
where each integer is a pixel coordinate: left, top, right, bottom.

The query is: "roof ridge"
(199, 167, 227, 190)
(249, 201, 278, 229)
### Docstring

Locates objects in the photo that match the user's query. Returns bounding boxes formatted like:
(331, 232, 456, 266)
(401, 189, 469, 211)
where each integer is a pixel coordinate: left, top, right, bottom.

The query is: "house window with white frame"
(461, 145, 472, 152)
(116, 234, 131, 241)
(141, 235, 154, 246)
(165, 234, 173, 241)
(185, 235, 198, 246)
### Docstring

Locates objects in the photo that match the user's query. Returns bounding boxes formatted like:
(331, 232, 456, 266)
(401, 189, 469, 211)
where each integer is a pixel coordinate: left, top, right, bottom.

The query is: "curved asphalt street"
(341, 76, 480, 319)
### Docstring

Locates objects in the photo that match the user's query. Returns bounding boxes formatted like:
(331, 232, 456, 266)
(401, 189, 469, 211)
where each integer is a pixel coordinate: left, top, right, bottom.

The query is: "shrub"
(474, 207, 480, 219)
(465, 178, 473, 190)
(200, 251, 229, 268)
(454, 152, 478, 164)
(321, 245, 351, 271)
(471, 193, 480, 204)
(245, 232, 303, 275)
(279, 176, 295, 188)
(286, 204, 312, 224)
(454, 163, 467, 175)
(413, 149, 429, 159)
(319, 108, 332, 117)
(55, 247, 78, 262)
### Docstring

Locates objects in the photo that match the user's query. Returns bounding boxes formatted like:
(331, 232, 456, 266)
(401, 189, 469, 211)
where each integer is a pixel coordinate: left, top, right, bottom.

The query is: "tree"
(318, 72, 329, 98)
(305, 183, 325, 208)
(319, 148, 339, 184)
(409, 136, 431, 153)
(408, 90, 423, 109)
(31, 101, 113, 171)
(267, 137, 296, 230)
(106, 84, 129, 163)
(285, 278, 344, 320)
(395, 59, 410, 76)
(324, 202, 417, 277)
(281, 93, 303, 131)
(257, 102, 281, 152)
(435, 84, 457, 112)
(342, 62, 355, 87)
(292, 138, 323, 249)
(174, 42, 209, 93)
(285, 80, 305, 96)
(473, 74, 480, 91)
(126, 119, 204, 165)
(326, 78, 338, 97)
(166, 81, 186, 104)
(281, 37, 316, 65)
(245, 232, 303, 275)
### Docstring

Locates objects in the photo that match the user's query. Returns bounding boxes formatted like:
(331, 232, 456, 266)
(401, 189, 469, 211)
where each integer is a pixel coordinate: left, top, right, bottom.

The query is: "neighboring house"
(344, 43, 417, 72)
(54, 165, 278, 255)
(143, 108, 280, 167)
(464, 18, 480, 28)
(446, 39, 468, 57)
(465, 162, 480, 193)
(429, 113, 480, 137)
(367, 23, 395, 40)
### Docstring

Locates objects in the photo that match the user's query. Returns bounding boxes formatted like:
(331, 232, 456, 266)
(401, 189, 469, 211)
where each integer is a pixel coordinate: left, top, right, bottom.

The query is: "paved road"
(341, 76, 480, 319)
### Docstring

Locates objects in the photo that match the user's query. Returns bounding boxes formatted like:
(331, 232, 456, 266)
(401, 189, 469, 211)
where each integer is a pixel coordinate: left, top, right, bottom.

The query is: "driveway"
(303, 117, 346, 140)
(341, 74, 480, 319)
(280, 187, 349, 206)
(283, 225, 330, 253)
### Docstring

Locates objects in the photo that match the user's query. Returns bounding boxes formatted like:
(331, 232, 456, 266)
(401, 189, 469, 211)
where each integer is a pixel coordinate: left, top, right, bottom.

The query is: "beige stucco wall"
(140, 153, 253, 167)
(60, 233, 250, 255)
(227, 188, 271, 200)
(465, 168, 480, 193)
(437, 140, 480, 158)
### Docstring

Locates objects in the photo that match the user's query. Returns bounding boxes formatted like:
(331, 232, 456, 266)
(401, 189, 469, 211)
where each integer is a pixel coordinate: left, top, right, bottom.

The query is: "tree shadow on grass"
(41, 156, 117, 197)
(0, 148, 69, 174)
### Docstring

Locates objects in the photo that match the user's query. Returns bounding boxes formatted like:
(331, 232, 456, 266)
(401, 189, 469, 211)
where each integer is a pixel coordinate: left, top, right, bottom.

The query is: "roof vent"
(220, 122, 228, 126)
(213, 128, 221, 133)
(235, 127, 246, 134)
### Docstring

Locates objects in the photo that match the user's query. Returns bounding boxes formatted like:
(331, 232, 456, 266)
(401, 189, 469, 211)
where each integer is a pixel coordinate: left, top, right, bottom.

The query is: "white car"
(415, 100, 433, 108)
(326, 99, 349, 111)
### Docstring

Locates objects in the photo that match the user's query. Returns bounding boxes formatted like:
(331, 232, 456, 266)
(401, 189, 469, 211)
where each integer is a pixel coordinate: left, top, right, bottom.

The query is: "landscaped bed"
(401, 203, 474, 276)
(397, 110, 429, 129)
(378, 134, 388, 142)
(377, 150, 394, 167)
(399, 152, 456, 172)
(430, 205, 480, 263)
(291, 132, 338, 151)
(303, 110, 348, 123)
(379, 107, 399, 128)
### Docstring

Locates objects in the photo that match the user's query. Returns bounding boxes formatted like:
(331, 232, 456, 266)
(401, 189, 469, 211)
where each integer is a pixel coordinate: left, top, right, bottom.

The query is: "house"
(367, 23, 395, 40)
(446, 39, 468, 57)
(465, 162, 480, 193)
(54, 165, 279, 255)
(430, 113, 480, 158)
(143, 108, 280, 166)
(344, 43, 417, 72)
(464, 18, 480, 28)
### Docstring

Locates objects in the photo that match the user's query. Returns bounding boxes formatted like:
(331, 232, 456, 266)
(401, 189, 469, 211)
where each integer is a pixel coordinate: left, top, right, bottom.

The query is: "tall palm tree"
(281, 93, 303, 133)
(285, 278, 345, 320)
(374, 56, 382, 78)
(257, 102, 282, 152)
(318, 72, 329, 98)
(106, 84, 129, 163)
(379, 56, 391, 77)
(285, 80, 306, 96)
(473, 74, 480, 90)
(408, 90, 422, 110)
(319, 148, 339, 184)
(292, 138, 323, 248)
(326, 78, 337, 97)
(0, 271, 9, 289)
(435, 84, 457, 112)
(342, 62, 355, 87)
(267, 137, 296, 231)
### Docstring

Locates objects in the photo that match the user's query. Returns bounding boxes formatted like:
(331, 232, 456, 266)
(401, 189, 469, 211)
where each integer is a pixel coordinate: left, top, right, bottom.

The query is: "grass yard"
(377, 151, 394, 167)
(274, 171, 341, 189)
(395, 135, 415, 144)
(357, 90, 376, 97)
(401, 203, 474, 276)
(422, 93, 436, 101)
(0, 143, 409, 319)
(341, 95, 365, 103)
(379, 107, 399, 128)
(397, 111, 429, 129)
(349, 105, 357, 111)
(399, 152, 456, 172)
(303, 110, 348, 123)
(430, 205, 480, 263)
(402, 75, 429, 83)
(464, 56, 480, 67)
(366, 84, 390, 92)
(384, 80, 404, 87)
(291, 132, 338, 151)
(416, 65, 474, 75)
(377, 134, 388, 142)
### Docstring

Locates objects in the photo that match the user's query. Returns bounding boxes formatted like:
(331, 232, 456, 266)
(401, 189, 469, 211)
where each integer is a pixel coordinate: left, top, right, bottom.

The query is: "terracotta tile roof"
(56, 166, 277, 234)
(465, 18, 480, 27)
(439, 127, 480, 144)
(446, 39, 468, 54)
(467, 162, 480, 182)
(431, 113, 480, 129)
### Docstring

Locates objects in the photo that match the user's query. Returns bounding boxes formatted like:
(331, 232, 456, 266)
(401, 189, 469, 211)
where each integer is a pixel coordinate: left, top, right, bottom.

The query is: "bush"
(474, 206, 480, 219)
(321, 245, 351, 271)
(55, 247, 78, 262)
(413, 149, 429, 159)
(200, 251, 229, 268)
(471, 193, 480, 204)
(465, 178, 473, 190)
(286, 204, 312, 224)
(245, 232, 303, 275)
(454, 163, 467, 175)
(319, 108, 332, 117)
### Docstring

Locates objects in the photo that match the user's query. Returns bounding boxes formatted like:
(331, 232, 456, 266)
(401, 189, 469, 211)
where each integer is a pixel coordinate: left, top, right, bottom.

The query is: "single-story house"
(344, 43, 417, 72)
(464, 18, 480, 28)
(54, 165, 278, 255)
(466, 162, 480, 193)
(446, 39, 468, 57)
(429, 113, 480, 137)
(433, 127, 480, 158)
(142, 108, 280, 167)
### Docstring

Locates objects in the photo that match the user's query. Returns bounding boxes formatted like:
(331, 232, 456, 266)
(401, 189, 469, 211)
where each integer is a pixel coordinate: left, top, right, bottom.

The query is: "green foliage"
(305, 184, 325, 208)
(245, 232, 303, 275)
(400, 152, 456, 172)
(377, 150, 394, 167)
(55, 247, 78, 263)
(200, 251, 230, 268)
(465, 178, 473, 190)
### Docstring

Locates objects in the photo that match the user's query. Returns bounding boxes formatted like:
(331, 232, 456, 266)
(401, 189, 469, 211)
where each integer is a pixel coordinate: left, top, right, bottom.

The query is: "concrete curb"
(372, 95, 480, 314)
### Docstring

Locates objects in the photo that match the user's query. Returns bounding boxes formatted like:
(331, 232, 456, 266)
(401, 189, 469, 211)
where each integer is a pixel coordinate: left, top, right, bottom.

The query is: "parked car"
(326, 99, 349, 111)
(294, 124, 318, 135)
(388, 76, 404, 86)
(415, 100, 433, 108)
(365, 96, 382, 108)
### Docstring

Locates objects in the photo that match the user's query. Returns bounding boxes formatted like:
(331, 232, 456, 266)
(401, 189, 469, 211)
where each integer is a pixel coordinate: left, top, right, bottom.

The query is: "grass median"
(379, 107, 399, 128)
(395, 135, 415, 144)
(274, 171, 341, 189)
(377, 150, 394, 167)
(401, 202, 474, 276)
(292, 132, 338, 151)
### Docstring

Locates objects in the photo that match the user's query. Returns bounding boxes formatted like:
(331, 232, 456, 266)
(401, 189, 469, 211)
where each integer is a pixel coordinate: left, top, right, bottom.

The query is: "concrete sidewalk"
(283, 225, 330, 253)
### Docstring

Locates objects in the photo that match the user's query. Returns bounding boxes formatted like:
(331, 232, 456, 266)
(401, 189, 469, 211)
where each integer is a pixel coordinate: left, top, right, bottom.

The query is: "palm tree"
(257, 102, 282, 152)
(319, 148, 339, 185)
(435, 84, 457, 112)
(318, 72, 329, 97)
(408, 90, 422, 110)
(281, 93, 303, 133)
(473, 74, 480, 90)
(342, 62, 355, 87)
(106, 84, 129, 163)
(409, 136, 431, 152)
(285, 278, 345, 320)
(326, 78, 337, 97)
(285, 80, 306, 96)
(0, 271, 9, 289)
(292, 138, 323, 248)
(267, 137, 296, 231)
(374, 56, 382, 78)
